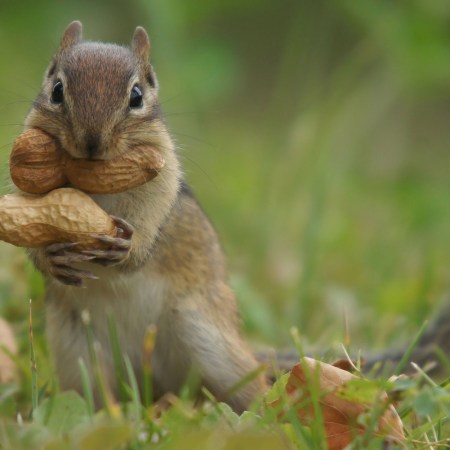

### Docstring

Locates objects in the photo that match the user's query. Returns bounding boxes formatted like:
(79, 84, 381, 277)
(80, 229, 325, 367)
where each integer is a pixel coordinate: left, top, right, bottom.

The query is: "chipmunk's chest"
(49, 269, 167, 344)
(45, 247, 191, 400)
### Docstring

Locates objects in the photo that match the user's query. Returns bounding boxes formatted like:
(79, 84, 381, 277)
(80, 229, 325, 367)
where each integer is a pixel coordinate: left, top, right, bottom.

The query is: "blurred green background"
(0, 0, 449, 357)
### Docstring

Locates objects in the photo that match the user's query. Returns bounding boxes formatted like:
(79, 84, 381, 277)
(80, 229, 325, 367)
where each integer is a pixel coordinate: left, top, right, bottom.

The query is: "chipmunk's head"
(27, 21, 169, 160)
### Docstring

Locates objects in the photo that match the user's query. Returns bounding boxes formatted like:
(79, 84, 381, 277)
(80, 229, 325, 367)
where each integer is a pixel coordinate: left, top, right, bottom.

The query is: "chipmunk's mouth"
(85, 133, 101, 159)
(61, 129, 111, 161)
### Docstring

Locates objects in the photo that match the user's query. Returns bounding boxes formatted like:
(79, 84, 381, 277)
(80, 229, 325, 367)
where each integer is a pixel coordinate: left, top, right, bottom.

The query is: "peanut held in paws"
(0, 188, 118, 249)
(10, 128, 165, 194)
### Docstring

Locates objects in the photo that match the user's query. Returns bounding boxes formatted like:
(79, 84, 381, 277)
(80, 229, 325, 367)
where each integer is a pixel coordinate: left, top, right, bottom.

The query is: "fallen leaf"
(331, 358, 362, 373)
(268, 357, 405, 450)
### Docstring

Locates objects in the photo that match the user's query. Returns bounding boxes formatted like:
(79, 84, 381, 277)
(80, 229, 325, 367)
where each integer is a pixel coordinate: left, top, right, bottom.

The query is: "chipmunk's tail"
(258, 304, 450, 380)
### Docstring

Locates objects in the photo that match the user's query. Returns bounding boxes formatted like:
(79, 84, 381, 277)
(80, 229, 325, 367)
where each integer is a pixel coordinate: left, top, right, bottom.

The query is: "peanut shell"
(10, 129, 67, 193)
(64, 147, 165, 194)
(10, 128, 165, 194)
(0, 188, 117, 248)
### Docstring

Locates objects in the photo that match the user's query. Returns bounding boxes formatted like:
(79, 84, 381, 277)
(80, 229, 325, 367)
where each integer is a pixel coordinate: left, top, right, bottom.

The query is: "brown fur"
(25, 21, 266, 412)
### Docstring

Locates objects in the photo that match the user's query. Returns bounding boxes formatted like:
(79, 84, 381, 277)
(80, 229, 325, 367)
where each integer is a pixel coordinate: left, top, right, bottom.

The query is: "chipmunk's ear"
(132, 26, 151, 62)
(59, 21, 82, 51)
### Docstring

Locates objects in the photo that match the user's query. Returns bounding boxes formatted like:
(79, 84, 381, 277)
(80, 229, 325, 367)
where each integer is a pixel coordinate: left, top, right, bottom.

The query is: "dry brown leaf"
(0, 317, 18, 383)
(331, 358, 363, 373)
(269, 357, 405, 450)
(323, 422, 357, 450)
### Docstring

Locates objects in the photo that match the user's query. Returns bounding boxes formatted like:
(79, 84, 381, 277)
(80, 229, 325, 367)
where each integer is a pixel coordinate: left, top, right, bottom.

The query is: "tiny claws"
(111, 215, 134, 239)
(44, 216, 133, 279)
(45, 241, 99, 287)
(82, 248, 130, 266)
(46, 242, 80, 254)
(50, 253, 96, 266)
(82, 249, 126, 259)
(89, 234, 132, 249)
(56, 275, 85, 288)
(82, 228, 132, 266)
(49, 265, 98, 287)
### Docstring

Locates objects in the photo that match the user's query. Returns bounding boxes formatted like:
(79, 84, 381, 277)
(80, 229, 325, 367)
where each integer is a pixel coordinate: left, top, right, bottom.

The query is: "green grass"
(0, 317, 449, 449)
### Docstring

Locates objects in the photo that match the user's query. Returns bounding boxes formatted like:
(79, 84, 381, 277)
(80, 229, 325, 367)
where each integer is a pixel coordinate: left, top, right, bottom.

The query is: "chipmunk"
(22, 21, 449, 412)
(24, 21, 266, 412)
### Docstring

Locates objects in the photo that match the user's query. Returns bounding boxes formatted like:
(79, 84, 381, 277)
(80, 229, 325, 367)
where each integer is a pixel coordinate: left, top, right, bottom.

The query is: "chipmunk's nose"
(85, 133, 101, 159)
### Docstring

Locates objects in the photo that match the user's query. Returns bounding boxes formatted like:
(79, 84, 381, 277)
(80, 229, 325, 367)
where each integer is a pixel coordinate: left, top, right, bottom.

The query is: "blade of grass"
(107, 314, 128, 403)
(29, 299, 38, 415)
(432, 346, 450, 377)
(78, 358, 94, 418)
(39, 380, 55, 426)
(394, 320, 428, 376)
(290, 326, 306, 359)
(224, 364, 267, 402)
(411, 362, 439, 387)
(124, 355, 142, 421)
(267, 382, 317, 449)
(438, 375, 450, 389)
(142, 325, 156, 408)
(297, 356, 328, 448)
(264, 328, 326, 449)
(81, 310, 119, 418)
(358, 385, 398, 447)
(290, 326, 327, 446)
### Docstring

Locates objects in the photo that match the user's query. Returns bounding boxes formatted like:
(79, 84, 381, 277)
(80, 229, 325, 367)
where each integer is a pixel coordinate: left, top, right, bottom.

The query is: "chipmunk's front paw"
(46, 242, 98, 287)
(82, 216, 134, 267)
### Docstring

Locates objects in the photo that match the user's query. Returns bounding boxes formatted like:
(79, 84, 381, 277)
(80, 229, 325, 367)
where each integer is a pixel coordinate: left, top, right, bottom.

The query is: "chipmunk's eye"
(51, 80, 64, 104)
(129, 84, 143, 108)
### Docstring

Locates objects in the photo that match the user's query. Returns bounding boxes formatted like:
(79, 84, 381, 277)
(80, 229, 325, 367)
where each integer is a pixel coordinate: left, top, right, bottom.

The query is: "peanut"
(0, 188, 117, 248)
(10, 128, 165, 194)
